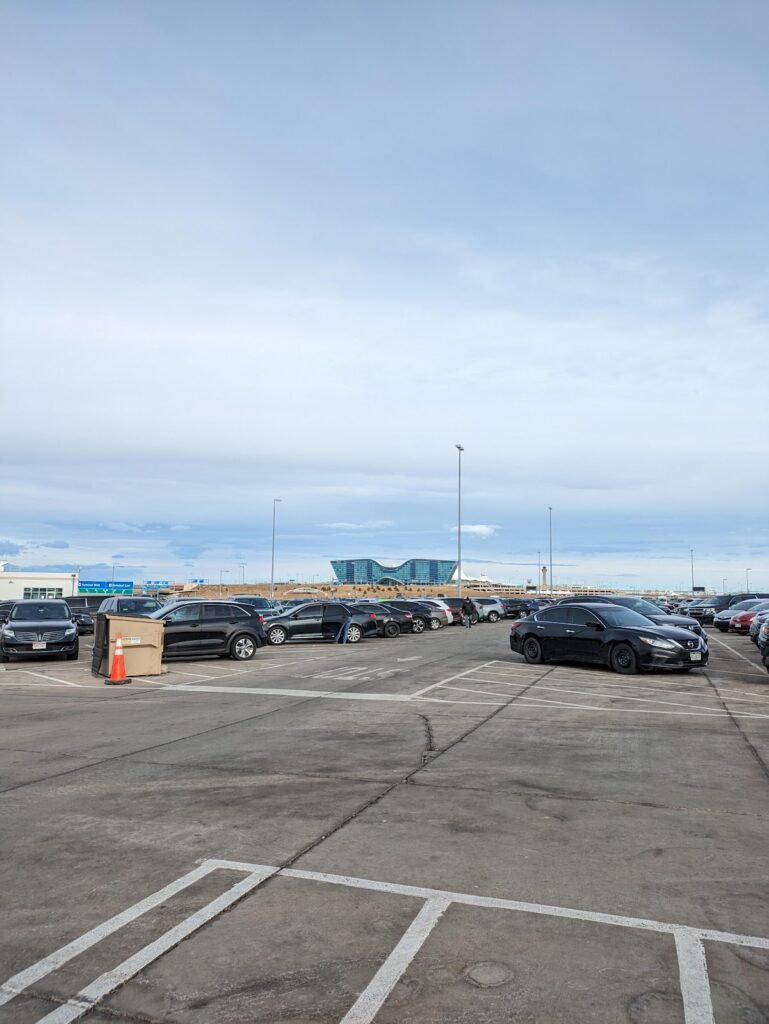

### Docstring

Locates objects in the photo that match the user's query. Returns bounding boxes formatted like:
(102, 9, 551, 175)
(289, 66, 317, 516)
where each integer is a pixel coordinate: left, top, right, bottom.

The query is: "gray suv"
(97, 596, 163, 616)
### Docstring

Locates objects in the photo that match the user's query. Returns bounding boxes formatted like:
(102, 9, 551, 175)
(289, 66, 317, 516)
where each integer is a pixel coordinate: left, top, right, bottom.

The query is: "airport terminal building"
(331, 558, 457, 586)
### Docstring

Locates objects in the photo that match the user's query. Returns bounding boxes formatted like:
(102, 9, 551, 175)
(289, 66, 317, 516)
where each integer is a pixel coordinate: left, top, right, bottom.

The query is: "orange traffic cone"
(106, 633, 131, 685)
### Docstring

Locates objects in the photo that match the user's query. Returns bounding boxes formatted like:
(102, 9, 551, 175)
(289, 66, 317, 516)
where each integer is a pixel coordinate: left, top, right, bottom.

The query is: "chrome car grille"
(14, 629, 68, 642)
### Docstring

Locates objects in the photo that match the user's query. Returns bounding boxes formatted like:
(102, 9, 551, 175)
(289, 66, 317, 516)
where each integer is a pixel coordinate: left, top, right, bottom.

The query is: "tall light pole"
(746, 568, 752, 590)
(722, 577, 727, 594)
(690, 548, 695, 593)
(455, 445, 464, 599)
(219, 568, 230, 597)
(238, 562, 246, 585)
(548, 506, 553, 598)
(270, 498, 282, 600)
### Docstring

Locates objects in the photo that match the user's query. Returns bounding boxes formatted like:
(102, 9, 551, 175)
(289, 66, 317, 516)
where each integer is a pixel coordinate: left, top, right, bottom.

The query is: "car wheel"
(231, 634, 257, 660)
(429, 617, 441, 630)
(522, 636, 543, 664)
(610, 642, 638, 675)
(65, 644, 79, 661)
(347, 623, 363, 644)
(412, 617, 426, 634)
(267, 625, 288, 645)
(383, 622, 400, 638)
(487, 611, 500, 623)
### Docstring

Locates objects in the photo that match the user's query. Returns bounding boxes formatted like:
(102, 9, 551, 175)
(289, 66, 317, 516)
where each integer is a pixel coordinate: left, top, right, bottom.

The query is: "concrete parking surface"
(1, 624, 768, 1023)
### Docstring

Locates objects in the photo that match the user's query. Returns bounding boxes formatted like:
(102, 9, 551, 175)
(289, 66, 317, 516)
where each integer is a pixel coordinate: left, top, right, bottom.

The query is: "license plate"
(32, 642, 47, 650)
(690, 652, 702, 661)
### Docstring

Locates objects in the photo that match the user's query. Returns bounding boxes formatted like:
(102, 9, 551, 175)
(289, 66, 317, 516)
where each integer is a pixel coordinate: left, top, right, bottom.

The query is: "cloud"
(451, 524, 500, 539)
(321, 520, 394, 530)
(36, 540, 70, 549)
(0, 540, 24, 555)
(112, 553, 126, 559)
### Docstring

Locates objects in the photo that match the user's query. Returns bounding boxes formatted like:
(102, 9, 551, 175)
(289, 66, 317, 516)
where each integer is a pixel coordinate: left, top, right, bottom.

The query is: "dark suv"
(149, 600, 266, 660)
(262, 602, 378, 645)
(0, 600, 80, 662)
(688, 593, 769, 624)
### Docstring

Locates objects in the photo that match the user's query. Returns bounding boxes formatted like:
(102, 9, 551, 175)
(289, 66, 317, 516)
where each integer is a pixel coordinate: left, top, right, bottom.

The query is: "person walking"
(461, 596, 475, 628)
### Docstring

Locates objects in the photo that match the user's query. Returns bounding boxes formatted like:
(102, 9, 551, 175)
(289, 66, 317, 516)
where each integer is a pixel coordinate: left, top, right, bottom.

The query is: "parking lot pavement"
(1, 624, 768, 1022)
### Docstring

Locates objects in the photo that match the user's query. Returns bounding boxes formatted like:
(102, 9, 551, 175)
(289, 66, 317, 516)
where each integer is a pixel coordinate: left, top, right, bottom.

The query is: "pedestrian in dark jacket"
(461, 596, 474, 628)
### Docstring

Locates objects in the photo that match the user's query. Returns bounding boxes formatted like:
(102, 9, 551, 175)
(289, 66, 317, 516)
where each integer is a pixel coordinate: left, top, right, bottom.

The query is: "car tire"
(412, 617, 426, 634)
(65, 644, 79, 661)
(429, 617, 441, 630)
(346, 623, 363, 644)
(231, 634, 257, 660)
(610, 643, 638, 675)
(267, 625, 288, 646)
(487, 611, 500, 623)
(383, 622, 400, 638)
(522, 636, 543, 664)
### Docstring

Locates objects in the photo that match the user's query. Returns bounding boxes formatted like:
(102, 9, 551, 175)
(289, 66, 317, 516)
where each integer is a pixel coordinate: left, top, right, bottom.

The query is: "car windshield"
(598, 606, 660, 628)
(615, 597, 665, 616)
(10, 602, 71, 621)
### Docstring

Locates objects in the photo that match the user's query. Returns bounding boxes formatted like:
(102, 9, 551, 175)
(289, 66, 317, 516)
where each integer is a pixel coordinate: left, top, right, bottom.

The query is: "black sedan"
(556, 595, 706, 640)
(149, 600, 266, 660)
(0, 600, 80, 662)
(262, 602, 378, 645)
(347, 602, 414, 637)
(383, 600, 442, 632)
(510, 603, 708, 674)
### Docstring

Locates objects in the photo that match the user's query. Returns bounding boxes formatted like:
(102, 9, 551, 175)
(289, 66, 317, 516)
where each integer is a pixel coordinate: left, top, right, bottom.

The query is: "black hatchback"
(0, 600, 80, 662)
(149, 600, 266, 660)
(510, 602, 708, 674)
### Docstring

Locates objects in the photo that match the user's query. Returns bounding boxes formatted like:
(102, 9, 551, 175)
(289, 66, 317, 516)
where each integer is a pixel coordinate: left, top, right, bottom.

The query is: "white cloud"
(321, 520, 394, 530)
(452, 524, 500, 539)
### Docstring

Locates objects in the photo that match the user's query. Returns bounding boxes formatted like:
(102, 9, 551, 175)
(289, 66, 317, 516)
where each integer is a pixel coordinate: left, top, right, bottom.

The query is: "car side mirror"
(587, 621, 604, 630)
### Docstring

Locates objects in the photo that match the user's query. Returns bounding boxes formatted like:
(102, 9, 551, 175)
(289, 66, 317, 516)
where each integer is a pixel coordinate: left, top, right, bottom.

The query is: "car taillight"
(370, 613, 377, 620)
(404, 613, 412, 618)
(258, 614, 265, 624)
(510, 622, 522, 632)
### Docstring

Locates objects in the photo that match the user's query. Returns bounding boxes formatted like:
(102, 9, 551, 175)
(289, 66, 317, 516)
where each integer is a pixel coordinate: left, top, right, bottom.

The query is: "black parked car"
(556, 595, 706, 639)
(0, 600, 80, 662)
(385, 600, 443, 632)
(510, 602, 708, 674)
(229, 595, 276, 613)
(71, 610, 94, 635)
(501, 598, 534, 619)
(149, 600, 266, 660)
(98, 596, 164, 616)
(262, 602, 378, 645)
(348, 602, 413, 637)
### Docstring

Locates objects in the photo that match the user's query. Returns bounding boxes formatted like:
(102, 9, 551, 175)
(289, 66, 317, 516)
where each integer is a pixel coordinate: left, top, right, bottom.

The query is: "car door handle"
(566, 629, 576, 634)
(536, 625, 544, 630)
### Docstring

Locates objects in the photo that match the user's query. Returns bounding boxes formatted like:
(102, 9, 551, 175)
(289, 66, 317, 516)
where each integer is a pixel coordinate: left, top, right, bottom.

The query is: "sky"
(1, 0, 767, 592)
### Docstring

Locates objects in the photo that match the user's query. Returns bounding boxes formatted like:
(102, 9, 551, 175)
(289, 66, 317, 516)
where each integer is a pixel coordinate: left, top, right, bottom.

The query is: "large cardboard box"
(102, 614, 165, 676)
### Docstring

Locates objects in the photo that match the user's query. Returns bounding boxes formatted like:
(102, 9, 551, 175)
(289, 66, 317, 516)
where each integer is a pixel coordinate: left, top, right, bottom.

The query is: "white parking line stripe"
(409, 660, 500, 697)
(19, 672, 82, 687)
(707, 634, 766, 670)
(440, 686, 769, 719)
(33, 867, 273, 1024)
(165, 684, 414, 702)
(675, 930, 715, 1024)
(0, 862, 218, 1006)
(338, 898, 449, 1024)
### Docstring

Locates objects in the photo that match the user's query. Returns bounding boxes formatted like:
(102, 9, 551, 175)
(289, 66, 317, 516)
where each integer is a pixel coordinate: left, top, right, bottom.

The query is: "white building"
(0, 565, 79, 601)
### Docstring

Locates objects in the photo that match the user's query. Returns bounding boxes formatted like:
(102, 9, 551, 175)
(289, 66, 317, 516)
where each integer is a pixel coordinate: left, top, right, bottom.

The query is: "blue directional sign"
(191, 578, 206, 584)
(143, 580, 170, 588)
(79, 581, 134, 595)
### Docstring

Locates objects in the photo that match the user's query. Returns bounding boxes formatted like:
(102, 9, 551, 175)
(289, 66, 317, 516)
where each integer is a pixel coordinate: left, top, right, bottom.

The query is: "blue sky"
(1, 1, 767, 590)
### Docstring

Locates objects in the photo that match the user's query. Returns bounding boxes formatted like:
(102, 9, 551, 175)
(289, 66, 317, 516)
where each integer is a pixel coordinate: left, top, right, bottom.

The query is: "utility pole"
(456, 445, 464, 599)
(270, 498, 282, 600)
(548, 507, 553, 598)
(690, 548, 695, 593)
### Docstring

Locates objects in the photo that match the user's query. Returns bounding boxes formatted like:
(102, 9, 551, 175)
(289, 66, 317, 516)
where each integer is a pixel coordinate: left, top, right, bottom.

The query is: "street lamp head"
(456, 444, 464, 451)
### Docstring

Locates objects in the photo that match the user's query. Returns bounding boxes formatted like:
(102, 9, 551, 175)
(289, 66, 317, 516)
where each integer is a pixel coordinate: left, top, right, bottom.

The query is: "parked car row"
(683, 592, 769, 624)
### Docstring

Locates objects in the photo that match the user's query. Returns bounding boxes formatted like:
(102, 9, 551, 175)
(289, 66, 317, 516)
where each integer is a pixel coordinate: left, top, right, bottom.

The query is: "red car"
(729, 601, 769, 633)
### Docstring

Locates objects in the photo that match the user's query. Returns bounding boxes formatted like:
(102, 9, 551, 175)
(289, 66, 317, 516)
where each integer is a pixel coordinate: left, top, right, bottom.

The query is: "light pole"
(690, 548, 695, 593)
(111, 562, 122, 586)
(238, 562, 246, 585)
(456, 445, 464, 599)
(722, 577, 727, 594)
(270, 498, 282, 600)
(746, 568, 752, 590)
(219, 568, 229, 597)
(548, 507, 553, 598)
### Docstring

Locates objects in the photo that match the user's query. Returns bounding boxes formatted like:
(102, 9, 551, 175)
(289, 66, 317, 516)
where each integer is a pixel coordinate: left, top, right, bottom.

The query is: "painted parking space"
(3, 857, 767, 1024)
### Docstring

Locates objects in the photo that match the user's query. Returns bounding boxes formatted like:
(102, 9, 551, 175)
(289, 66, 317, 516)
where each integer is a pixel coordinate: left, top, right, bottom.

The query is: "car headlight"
(640, 636, 679, 650)
(1, 628, 15, 638)
(65, 626, 77, 635)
